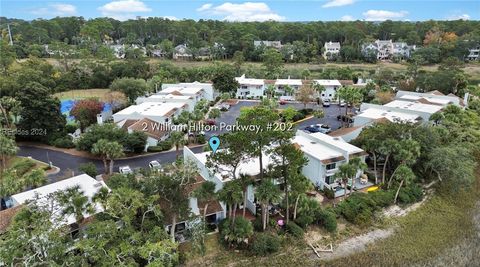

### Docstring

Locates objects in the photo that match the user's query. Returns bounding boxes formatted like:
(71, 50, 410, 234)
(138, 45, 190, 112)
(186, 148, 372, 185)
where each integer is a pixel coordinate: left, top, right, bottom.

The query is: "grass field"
(53, 89, 111, 100)
(37, 58, 480, 80)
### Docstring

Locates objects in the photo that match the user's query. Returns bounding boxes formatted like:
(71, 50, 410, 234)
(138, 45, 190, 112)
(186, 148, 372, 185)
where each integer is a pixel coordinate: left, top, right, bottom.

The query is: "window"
(326, 163, 336, 170)
(326, 175, 335, 184)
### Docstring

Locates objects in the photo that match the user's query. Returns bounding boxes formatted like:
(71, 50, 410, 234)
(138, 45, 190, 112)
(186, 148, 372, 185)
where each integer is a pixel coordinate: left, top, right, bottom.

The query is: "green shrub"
(369, 190, 395, 207)
(196, 135, 206, 144)
(79, 162, 97, 177)
(398, 184, 423, 204)
(11, 159, 36, 176)
(316, 210, 337, 233)
(219, 217, 254, 248)
(250, 233, 281, 256)
(158, 140, 173, 150)
(292, 113, 306, 122)
(336, 193, 377, 227)
(295, 215, 314, 229)
(323, 188, 335, 199)
(65, 124, 78, 134)
(53, 136, 75, 148)
(299, 108, 314, 116)
(286, 221, 304, 238)
(253, 217, 263, 232)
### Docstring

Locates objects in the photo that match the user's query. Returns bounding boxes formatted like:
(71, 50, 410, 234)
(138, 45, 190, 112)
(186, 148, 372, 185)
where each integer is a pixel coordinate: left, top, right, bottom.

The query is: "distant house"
(235, 74, 265, 99)
(466, 44, 479, 61)
(314, 79, 342, 101)
(254, 40, 283, 50)
(173, 44, 193, 60)
(362, 40, 415, 60)
(197, 47, 212, 60)
(151, 49, 167, 58)
(323, 41, 341, 60)
(109, 44, 125, 59)
(392, 42, 416, 59)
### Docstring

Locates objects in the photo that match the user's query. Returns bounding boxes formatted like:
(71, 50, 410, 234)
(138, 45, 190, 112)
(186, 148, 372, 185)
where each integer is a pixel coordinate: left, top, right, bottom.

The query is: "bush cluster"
(316, 210, 337, 233)
(52, 136, 75, 148)
(11, 159, 36, 176)
(398, 184, 423, 204)
(250, 233, 281, 256)
(286, 221, 304, 238)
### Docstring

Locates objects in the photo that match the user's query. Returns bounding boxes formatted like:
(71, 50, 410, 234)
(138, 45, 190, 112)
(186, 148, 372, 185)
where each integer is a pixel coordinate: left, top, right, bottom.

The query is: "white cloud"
(162, 16, 178, 21)
(362, 10, 408, 21)
(197, 4, 213, 12)
(98, 0, 151, 21)
(197, 2, 285, 22)
(31, 3, 77, 16)
(322, 0, 355, 8)
(447, 13, 470, 20)
(340, 15, 355, 21)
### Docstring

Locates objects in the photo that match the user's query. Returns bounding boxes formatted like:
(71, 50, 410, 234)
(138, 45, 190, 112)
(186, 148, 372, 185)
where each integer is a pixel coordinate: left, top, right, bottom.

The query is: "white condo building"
(314, 79, 342, 101)
(235, 74, 265, 99)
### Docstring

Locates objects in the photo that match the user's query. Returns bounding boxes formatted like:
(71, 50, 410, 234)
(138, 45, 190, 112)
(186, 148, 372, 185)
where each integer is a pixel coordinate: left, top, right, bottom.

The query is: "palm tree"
(313, 83, 326, 105)
(169, 131, 185, 159)
(0, 134, 18, 171)
(23, 169, 47, 189)
(393, 165, 415, 203)
(237, 173, 253, 218)
(283, 85, 294, 98)
(91, 139, 125, 175)
(265, 84, 276, 99)
(348, 157, 367, 195)
(218, 181, 243, 221)
(255, 179, 281, 230)
(335, 162, 357, 199)
(193, 181, 217, 220)
(56, 185, 94, 231)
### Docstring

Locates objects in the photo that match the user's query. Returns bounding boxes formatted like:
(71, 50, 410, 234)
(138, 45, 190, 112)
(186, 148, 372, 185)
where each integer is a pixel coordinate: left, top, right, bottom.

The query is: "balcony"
(324, 177, 375, 198)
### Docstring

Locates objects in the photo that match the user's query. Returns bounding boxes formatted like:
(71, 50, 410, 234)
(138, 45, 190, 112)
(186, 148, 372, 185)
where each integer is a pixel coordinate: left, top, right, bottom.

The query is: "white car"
(339, 101, 346, 107)
(119, 166, 133, 174)
(322, 100, 331, 107)
(149, 160, 162, 169)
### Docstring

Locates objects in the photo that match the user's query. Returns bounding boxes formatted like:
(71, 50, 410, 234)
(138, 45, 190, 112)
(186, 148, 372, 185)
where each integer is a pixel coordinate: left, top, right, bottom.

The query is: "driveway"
(18, 145, 205, 182)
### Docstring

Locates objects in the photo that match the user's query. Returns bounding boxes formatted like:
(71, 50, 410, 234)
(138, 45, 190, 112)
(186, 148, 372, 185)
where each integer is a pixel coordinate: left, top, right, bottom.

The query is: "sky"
(1, 0, 479, 22)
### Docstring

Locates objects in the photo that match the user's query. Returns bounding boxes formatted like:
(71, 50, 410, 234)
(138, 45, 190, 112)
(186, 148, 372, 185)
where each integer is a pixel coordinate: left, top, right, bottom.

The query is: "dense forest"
(1, 17, 479, 62)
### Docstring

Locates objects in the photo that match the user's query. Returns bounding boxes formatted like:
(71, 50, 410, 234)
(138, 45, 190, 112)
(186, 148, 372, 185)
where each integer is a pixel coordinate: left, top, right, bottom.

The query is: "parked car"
(322, 100, 331, 107)
(304, 124, 331, 134)
(119, 166, 133, 174)
(279, 99, 287, 105)
(149, 160, 162, 170)
(337, 114, 354, 123)
(219, 104, 230, 111)
(339, 101, 346, 107)
(205, 119, 216, 125)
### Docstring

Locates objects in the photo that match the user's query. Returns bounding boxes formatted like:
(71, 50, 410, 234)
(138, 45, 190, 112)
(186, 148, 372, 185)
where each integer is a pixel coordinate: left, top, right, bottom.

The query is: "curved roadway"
(18, 145, 205, 181)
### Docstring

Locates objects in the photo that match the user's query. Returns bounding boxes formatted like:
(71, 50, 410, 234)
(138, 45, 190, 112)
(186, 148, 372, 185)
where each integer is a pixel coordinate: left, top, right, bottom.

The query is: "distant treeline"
(1, 17, 479, 63)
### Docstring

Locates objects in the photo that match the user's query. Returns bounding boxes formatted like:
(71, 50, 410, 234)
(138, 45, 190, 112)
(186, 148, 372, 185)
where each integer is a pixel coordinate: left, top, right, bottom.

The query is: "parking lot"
(205, 100, 349, 138)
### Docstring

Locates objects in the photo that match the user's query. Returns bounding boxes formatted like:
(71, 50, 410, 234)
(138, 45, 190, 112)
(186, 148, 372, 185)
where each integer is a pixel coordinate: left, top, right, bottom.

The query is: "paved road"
(18, 145, 205, 181)
(206, 100, 347, 137)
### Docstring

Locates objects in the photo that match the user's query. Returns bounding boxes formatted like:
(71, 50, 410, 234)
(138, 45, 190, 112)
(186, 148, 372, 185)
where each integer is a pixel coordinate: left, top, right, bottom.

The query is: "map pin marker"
(209, 136, 220, 153)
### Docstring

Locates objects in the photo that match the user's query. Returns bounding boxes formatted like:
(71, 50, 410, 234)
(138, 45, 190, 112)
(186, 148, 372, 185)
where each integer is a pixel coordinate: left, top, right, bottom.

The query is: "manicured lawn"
(53, 89, 110, 101)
